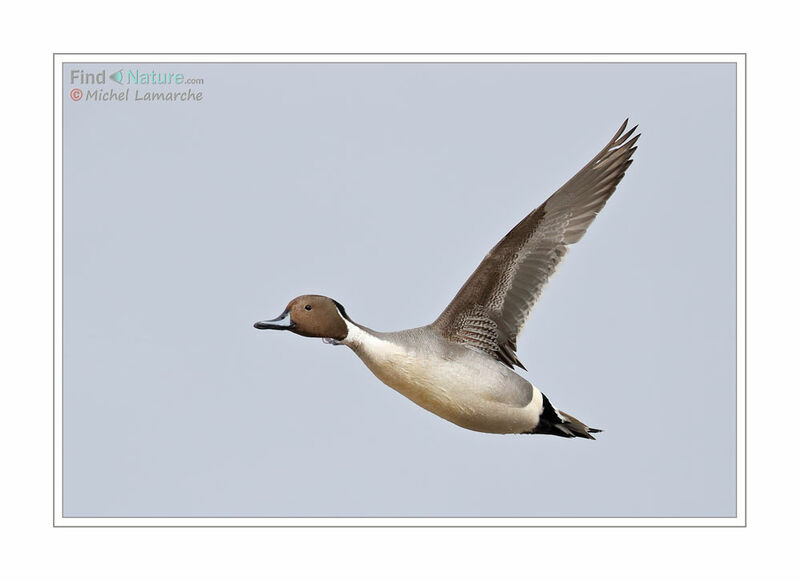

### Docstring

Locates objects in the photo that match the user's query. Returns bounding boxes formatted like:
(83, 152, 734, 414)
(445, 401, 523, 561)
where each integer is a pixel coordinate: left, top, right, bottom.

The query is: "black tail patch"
(523, 394, 600, 440)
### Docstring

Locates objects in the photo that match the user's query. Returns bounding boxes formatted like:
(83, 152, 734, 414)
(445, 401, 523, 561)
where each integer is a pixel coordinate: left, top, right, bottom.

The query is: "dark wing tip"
(614, 121, 640, 148)
(613, 119, 629, 141)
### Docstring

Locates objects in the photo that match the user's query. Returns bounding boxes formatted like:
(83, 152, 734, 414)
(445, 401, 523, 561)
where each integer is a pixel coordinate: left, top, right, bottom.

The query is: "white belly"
(343, 323, 543, 433)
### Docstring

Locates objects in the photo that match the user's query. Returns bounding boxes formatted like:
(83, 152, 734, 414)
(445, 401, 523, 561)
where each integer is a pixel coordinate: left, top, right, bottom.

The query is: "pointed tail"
(554, 410, 602, 440)
(527, 394, 602, 439)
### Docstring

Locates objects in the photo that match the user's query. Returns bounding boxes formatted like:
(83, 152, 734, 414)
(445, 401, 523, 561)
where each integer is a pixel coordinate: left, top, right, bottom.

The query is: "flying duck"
(255, 120, 639, 438)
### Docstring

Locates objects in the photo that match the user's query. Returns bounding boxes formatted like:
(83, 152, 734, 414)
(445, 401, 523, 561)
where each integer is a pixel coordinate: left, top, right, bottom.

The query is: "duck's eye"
(305, 305, 312, 311)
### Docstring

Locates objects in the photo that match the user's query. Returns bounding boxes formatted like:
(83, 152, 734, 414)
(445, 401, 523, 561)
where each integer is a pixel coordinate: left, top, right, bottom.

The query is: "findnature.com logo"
(68, 68, 205, 103)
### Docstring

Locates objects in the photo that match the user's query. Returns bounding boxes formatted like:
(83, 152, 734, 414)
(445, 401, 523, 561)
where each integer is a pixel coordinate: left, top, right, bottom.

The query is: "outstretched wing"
(431, 120, 640, 369)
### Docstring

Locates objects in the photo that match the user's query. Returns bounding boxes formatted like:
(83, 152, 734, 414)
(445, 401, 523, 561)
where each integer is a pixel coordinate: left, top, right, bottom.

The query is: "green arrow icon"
(109, 70, 123, 84)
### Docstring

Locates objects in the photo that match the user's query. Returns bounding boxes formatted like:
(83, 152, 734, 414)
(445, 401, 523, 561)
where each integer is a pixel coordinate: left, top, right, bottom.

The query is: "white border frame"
(54, 53, 746, 527)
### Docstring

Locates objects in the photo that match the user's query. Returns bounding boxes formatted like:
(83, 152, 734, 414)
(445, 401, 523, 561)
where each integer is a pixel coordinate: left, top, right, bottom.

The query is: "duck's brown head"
(254, 294, 349, 341)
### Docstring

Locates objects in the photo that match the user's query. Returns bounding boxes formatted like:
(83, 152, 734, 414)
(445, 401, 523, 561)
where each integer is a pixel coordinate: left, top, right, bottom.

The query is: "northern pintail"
(255, 121, 639, 438)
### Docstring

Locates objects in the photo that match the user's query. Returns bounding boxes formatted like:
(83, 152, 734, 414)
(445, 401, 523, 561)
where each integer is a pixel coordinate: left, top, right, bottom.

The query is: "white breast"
(341, 319, 543, 433)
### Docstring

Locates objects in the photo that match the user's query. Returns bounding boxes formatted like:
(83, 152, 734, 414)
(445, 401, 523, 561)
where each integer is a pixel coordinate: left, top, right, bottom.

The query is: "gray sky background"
(62, 62, 736, 517)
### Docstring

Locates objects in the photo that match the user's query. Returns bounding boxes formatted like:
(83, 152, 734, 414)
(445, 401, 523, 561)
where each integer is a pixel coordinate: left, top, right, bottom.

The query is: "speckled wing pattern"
(431, 120, 640, 370)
